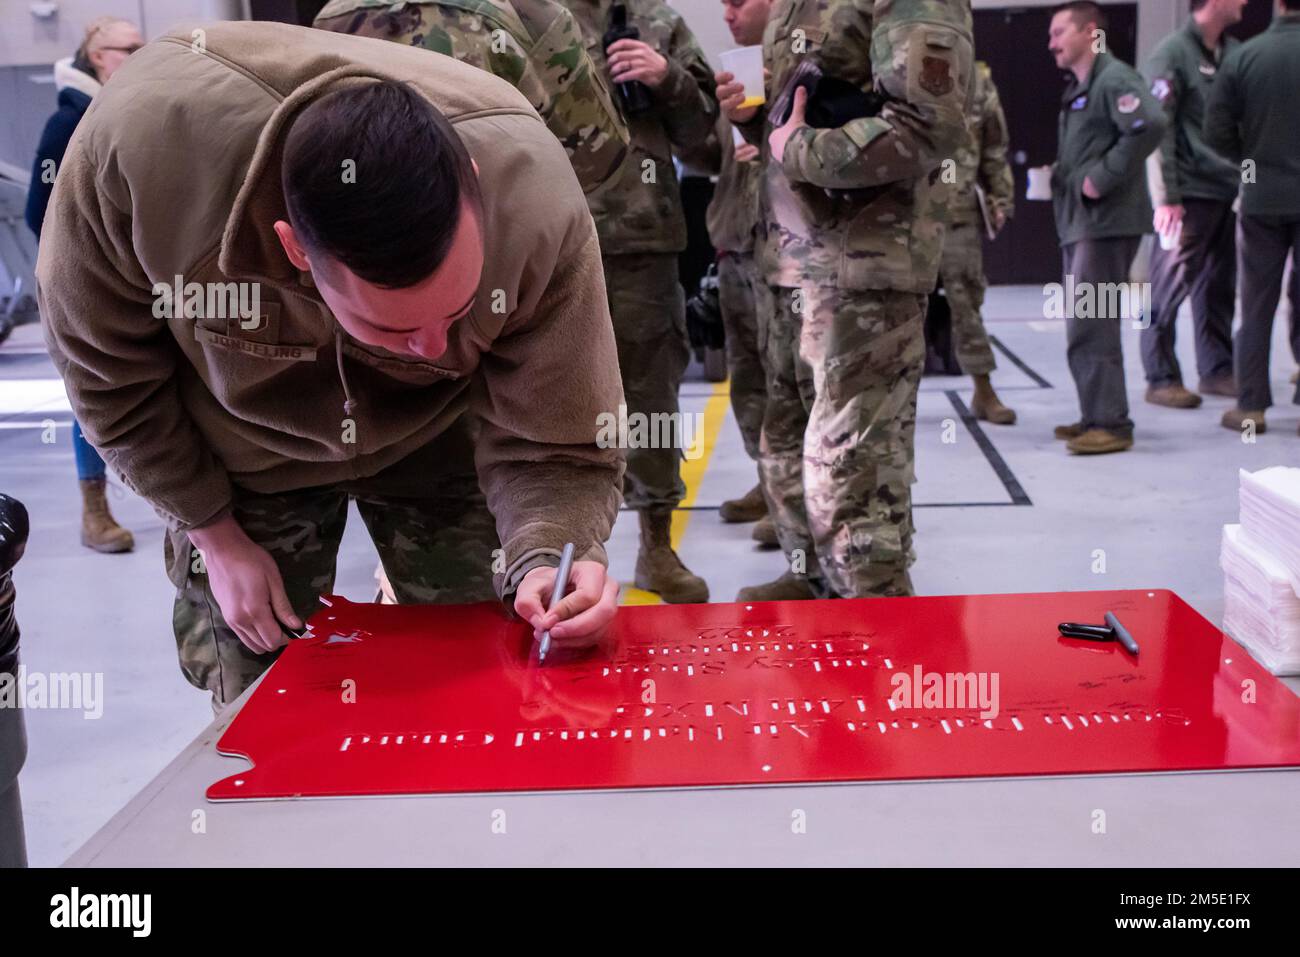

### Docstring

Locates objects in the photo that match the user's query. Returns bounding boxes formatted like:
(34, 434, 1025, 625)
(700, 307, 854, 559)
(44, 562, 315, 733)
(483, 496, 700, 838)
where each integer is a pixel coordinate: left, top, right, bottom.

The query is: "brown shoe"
(1054, 421, 1084, 440)
(1221, 408, 1266, 434)
(1198, 375, 1237, 398)
(1145, 383, 1202, 409)
(80, 478, 134, 553)
(634, 508, 709, 603)
(1066, 428, 1133, 455)
(751, 514, 779, 548)
(970, 379, 1017, 425)
(719, 484, 766, 523)
(736, 572, 817, 603)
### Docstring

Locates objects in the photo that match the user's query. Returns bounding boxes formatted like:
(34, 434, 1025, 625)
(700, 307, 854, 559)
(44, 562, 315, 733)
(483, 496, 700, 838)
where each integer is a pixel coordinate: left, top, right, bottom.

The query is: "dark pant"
(1140, 197, 1236, 387)
(1235, 214, 1300, 411)
(1062, 237, 1141, 436)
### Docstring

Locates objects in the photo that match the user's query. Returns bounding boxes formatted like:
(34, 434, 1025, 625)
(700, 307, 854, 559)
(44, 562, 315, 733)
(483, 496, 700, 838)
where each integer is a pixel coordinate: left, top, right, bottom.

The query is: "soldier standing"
(720, 0, 974, 601)
(313, 0, 629, 193)
(1047, 1, 1164, 455)
(940, 60, 1017, 426)
(1140, 0, 1246, 410)
(1205, 0, 1300, 436)
(559, 0, 719, 603)
(706, 0, 774, 540)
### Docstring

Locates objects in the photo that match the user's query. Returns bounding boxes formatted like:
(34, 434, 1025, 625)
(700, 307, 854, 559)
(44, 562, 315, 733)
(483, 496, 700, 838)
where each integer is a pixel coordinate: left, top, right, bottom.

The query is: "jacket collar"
(1063, 51, 1109, 103)
(1186, 15, 1236, 62)
(53, 56, 101, 99)
(219, 64, 386, 295)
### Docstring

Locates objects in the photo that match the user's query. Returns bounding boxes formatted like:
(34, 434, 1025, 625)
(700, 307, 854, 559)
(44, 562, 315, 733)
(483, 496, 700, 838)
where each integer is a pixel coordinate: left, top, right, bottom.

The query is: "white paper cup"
(1026, 166, 1053, 201)
(721, 46, 765, 109)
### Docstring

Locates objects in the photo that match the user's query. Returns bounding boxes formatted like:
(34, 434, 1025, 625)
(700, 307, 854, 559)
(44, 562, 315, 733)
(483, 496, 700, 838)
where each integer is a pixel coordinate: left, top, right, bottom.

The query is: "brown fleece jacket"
(36, 22, 625, 591)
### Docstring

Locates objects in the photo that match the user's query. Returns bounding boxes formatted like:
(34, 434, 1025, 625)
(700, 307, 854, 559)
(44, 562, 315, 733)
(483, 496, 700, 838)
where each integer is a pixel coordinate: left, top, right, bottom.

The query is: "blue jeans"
(73, 420, 105, 481)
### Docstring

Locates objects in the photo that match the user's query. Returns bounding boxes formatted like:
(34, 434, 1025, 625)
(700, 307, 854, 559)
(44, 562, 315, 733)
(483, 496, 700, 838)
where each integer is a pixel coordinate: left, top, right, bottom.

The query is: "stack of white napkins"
(1220, 467, 1300, 675)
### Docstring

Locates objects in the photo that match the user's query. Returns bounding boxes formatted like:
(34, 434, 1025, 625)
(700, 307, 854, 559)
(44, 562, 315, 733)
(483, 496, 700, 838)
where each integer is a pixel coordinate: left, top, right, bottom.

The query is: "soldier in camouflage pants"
(938, 61, 1016, 425)
(167, 423, 499, 710)
(560, 0, 718, 604)
(722, 0, 973, 601)
(941, 222, 996, 374)
(758, 283, 924, 598)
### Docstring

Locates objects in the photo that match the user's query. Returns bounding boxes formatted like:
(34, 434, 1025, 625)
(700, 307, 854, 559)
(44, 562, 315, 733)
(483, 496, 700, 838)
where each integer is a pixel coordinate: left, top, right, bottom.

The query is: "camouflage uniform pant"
(758, 283, 925, 598)
(166, 421, 499, 709)
(603, 252, 690, 511)
(939, 222, 996, 376)
(717, 251, 769, 462)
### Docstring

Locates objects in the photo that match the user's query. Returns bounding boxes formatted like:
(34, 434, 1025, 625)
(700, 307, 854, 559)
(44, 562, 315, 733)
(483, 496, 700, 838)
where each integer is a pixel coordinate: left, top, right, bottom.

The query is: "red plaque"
(207, 590, 1300, 800)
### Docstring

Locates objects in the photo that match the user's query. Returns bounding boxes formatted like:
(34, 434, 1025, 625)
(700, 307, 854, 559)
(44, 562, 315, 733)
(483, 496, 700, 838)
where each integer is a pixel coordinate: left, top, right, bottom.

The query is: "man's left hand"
(607, 39, 670, 89)
(1082, 176, 1102, 200)
(769, 86, 808, 165)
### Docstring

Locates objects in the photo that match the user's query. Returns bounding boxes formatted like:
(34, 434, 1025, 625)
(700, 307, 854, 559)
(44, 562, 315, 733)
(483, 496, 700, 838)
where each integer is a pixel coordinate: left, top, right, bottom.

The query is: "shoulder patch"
(919, 56, 954, 97)
(1151, 78, 1171, 102)
(1116, 93, 1140, 114)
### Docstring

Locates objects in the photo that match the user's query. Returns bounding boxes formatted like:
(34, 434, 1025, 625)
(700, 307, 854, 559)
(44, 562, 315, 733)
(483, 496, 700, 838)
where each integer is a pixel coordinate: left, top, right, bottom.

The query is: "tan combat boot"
(970, 374, 1016, 425)
(751, 513, 779, 548)
(1221, 408, 1266, 434)
(80, 478, 134, 553)
(1145, 383, 1202, 408)
(1054, 421, 1084, 441)
(634, 508, 709, 603)
(719, 484, 766, 523)
(736, 572, 817, 602)
(1066, 428, 1133, 455)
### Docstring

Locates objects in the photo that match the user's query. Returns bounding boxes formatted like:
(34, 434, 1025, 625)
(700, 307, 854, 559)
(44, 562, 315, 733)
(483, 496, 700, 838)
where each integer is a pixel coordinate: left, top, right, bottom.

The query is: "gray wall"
(0, 0, 245, 171)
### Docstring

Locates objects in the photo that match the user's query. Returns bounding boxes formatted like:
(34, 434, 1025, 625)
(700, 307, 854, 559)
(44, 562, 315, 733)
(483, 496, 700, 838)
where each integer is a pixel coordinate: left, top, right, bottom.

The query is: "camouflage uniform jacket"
(949, 61, 1013, 228)
(561, 0, 719, 254)
(705, 116, 761, 255)
(740, 0, 974, 292)
(314, 0, 630, 193)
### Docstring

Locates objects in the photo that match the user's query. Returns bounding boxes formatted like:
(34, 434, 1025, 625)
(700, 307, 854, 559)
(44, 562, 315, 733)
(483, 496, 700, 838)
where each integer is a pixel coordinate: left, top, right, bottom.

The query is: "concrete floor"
(2, 284, 1298, 866)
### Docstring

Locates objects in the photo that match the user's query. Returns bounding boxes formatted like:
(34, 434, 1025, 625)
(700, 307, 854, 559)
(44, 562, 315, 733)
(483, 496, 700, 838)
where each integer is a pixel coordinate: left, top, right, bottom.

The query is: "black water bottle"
(604, 4, 652, 116)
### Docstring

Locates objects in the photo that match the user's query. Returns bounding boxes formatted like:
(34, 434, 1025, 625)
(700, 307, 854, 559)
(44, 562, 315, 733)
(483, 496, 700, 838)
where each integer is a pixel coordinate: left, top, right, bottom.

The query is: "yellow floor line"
(622, 380, 731, 606)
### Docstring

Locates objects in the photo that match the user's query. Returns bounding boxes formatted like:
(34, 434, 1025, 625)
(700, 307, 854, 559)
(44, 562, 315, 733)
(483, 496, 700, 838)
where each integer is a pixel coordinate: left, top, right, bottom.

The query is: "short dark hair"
(1056, 1, 1109, 32)
(1284, 0, 1300, 12)
(1190, 0, 1210, 12)
(282, 80, 482, 289)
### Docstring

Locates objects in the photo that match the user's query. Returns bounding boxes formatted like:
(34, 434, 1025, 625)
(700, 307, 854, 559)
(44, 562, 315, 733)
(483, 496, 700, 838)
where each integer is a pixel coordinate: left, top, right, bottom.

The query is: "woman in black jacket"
(26, 16, 141, 554)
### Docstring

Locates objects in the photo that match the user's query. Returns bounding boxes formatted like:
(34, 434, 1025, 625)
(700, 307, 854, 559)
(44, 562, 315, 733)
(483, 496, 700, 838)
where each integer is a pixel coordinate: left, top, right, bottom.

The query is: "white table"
(66, 674, 1300, 867)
